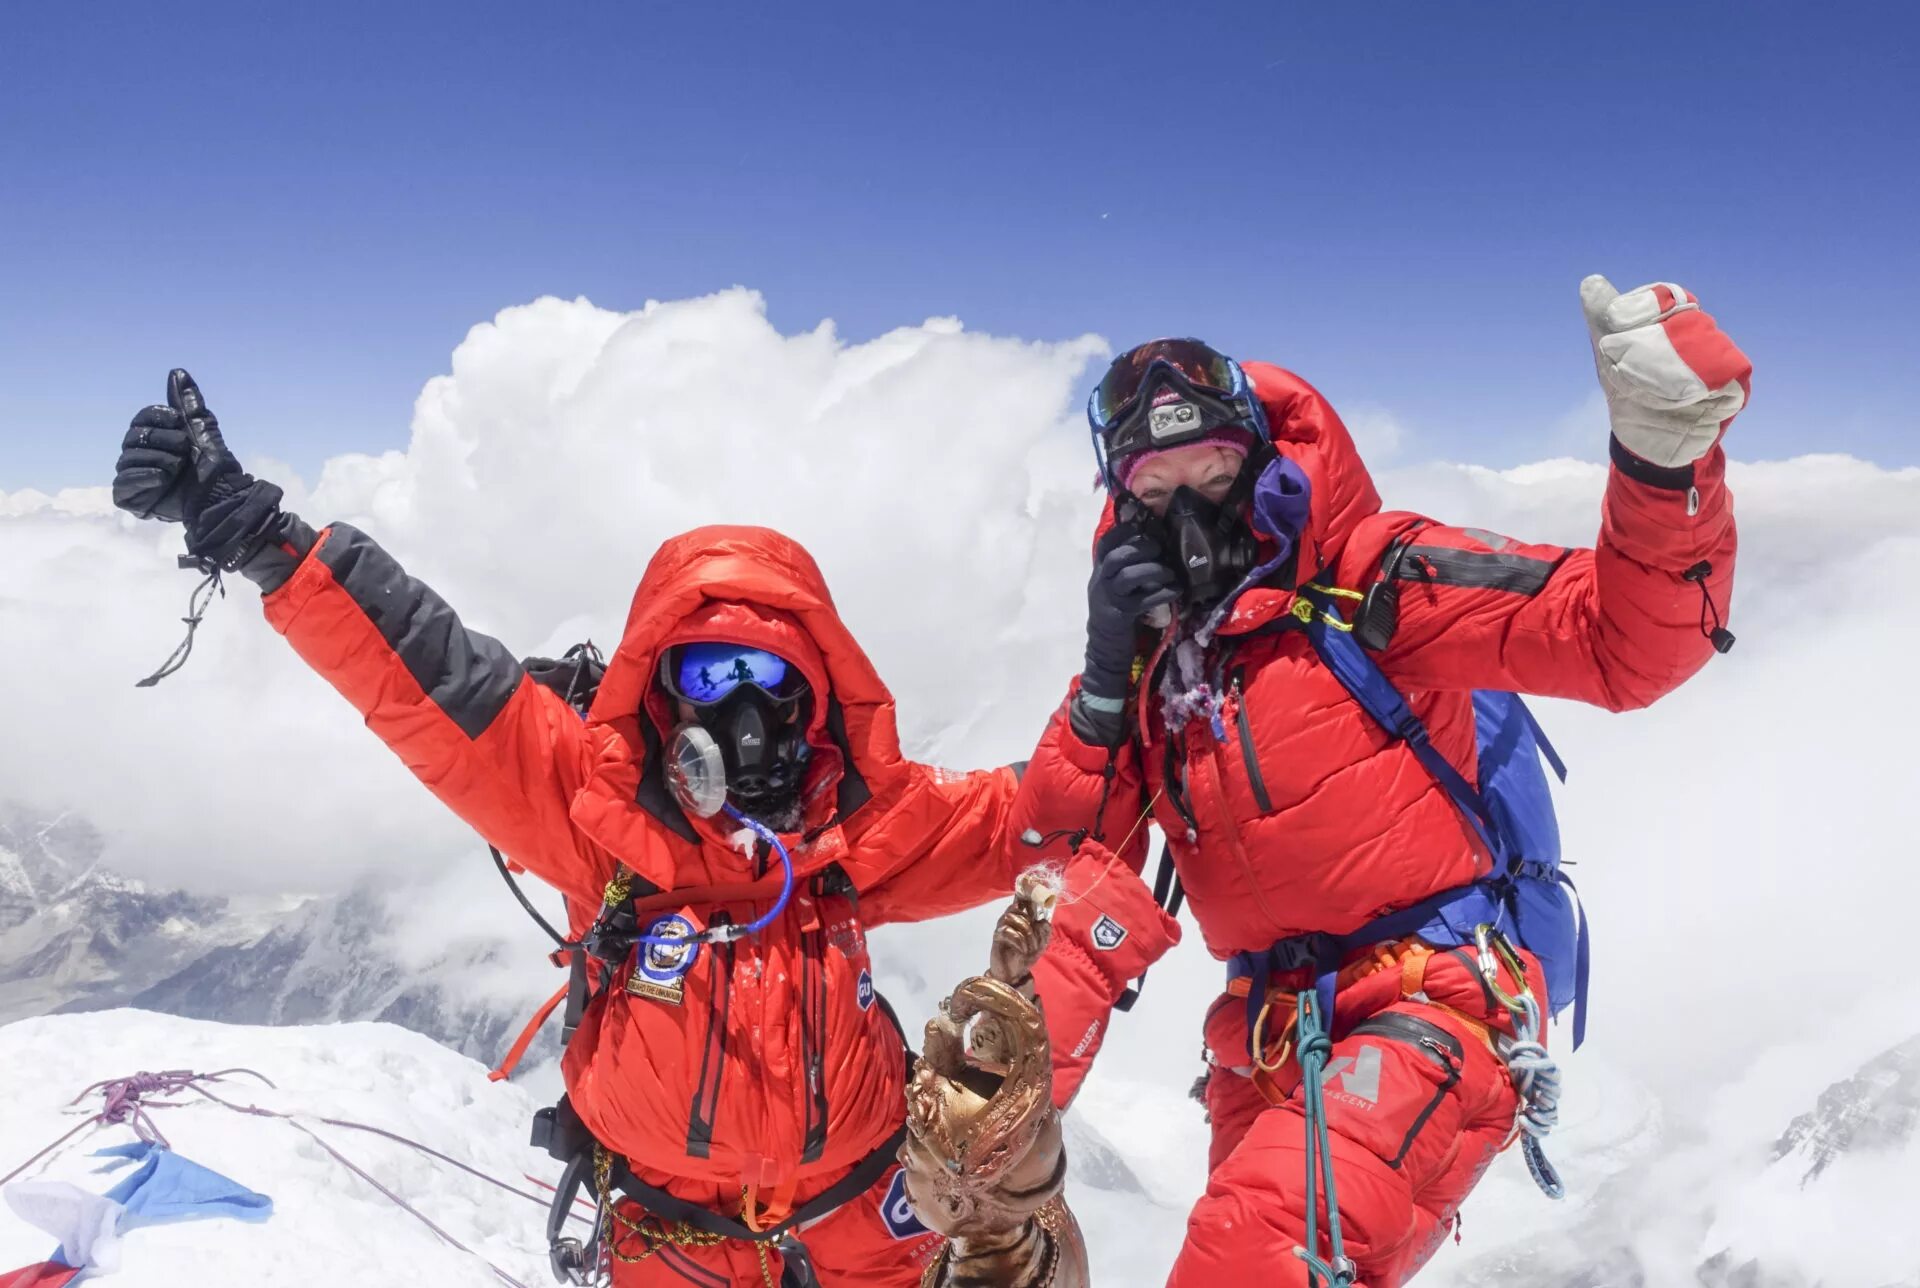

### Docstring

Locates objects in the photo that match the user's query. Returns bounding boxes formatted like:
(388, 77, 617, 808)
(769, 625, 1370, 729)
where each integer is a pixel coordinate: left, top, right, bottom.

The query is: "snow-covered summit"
(0, 1010, 1177, 1287)
(0, 1010, 564, 1286)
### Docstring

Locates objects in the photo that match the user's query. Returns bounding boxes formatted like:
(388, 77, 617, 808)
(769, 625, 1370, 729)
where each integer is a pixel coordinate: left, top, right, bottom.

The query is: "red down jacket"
(1019, 361, 1739, 1101)
(257, 523, 1021, 1205)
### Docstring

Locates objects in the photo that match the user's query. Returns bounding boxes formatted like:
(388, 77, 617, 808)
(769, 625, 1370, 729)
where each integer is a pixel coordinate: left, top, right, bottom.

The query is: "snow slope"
(5, 993, 1917, 1285)
(0, 1010, 1197, 1286)
(0, 1011, 566, 1286)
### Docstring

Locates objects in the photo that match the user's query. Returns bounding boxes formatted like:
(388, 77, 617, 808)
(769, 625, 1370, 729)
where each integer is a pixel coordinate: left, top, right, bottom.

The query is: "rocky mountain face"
(0, 807, 258, 1024)
(1770, 1033, 1920, 1185)
(0, 808, 105, 929)
(126, 885, 555, 1066)
(0, 805, 555, 1066)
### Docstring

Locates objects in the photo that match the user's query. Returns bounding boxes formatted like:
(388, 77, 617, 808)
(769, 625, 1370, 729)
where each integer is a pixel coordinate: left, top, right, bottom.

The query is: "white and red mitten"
(1028, 844, 1181, 1109)
(1581, 275, 1753, 468)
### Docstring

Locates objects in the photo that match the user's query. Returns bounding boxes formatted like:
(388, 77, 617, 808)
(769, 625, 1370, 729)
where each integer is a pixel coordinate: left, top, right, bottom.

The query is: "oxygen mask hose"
(711, 803, 795, 940)
(625, 804, 795, 953)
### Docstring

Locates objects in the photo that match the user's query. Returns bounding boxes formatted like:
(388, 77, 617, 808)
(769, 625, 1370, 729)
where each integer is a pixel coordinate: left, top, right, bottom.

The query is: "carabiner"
(1472, 923, 1533, 1016)
(1250, 995, 1297, 1074)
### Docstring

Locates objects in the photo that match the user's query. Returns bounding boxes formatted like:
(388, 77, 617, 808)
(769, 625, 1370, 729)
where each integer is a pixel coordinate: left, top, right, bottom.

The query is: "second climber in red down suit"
(1014, 276, 1750, 1286)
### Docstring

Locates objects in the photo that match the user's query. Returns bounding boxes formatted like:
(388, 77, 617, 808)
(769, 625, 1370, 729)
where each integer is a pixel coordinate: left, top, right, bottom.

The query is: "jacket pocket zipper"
(1232, 671, 1275, 814)
(1349, 1011, 1464, 1168)
(685, 918, 734, 1159)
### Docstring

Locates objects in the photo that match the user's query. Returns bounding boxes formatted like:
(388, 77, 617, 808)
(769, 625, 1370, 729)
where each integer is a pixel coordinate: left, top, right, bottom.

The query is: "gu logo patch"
(856, 969, 875, 1011)
(880, 1168, 930, 1240)
(1090, 915, 1128, 952)
(626, 913, 700, 1006)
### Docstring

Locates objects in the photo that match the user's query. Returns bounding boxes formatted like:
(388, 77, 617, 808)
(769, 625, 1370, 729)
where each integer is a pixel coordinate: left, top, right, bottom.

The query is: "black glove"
(113, 370, 285, 571)
(1081, 521, 1178, 702)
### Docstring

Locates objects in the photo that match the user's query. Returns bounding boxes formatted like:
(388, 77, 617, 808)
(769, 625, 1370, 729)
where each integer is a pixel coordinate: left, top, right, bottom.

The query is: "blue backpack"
(1230, 587, 1591, 1049)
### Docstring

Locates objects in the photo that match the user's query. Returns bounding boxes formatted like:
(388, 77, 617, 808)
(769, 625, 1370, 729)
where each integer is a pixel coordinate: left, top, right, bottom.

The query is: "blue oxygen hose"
(627, 803, 795, 951)
(711, 803, 796, 939)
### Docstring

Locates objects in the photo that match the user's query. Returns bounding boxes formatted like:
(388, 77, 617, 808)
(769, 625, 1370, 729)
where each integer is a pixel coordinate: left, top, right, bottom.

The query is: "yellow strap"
(1291, 597, 1355, 630)
(1302, 581, 1365, 601)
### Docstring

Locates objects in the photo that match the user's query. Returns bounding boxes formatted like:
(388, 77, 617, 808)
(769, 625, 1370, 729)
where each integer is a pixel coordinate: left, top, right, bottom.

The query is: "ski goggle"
(1086, 339, 1267, 486)
(662, 642, 808, 710)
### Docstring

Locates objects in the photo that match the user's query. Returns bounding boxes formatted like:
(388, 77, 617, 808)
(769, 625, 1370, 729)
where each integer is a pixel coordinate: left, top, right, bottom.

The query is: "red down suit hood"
(257, 520, 1020, 1198)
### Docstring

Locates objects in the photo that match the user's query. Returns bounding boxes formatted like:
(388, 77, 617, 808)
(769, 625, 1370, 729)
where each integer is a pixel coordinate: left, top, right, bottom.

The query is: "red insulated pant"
(603, 1162, 941, 1287)
(1167, 950, 1535, 1288)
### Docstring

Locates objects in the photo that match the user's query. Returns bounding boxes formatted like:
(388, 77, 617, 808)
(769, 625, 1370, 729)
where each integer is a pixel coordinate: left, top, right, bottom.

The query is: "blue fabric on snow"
(90, 1142, 273, 1231)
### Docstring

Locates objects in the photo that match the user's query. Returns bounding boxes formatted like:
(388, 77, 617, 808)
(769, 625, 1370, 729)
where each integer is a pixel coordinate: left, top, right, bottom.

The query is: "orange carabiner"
(1249, 993, 1298, 1075)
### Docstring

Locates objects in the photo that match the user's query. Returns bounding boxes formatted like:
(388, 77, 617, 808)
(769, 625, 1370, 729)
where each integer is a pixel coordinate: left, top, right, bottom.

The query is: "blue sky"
(3, 0, 1914, 490)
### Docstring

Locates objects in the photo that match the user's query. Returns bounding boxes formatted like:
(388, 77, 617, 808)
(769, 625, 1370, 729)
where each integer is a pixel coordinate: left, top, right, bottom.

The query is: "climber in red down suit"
(109, 377, 1031, 1286)
(1016, 276, 1749, 1285)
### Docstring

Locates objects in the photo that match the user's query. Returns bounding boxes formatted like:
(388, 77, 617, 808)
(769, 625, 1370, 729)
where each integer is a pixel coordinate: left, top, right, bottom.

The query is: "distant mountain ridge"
(0, 803, 550, 1065)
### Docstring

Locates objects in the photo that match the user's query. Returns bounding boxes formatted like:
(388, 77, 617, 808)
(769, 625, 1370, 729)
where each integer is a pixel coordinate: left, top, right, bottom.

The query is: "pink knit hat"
(1117, 426, 1256, 492)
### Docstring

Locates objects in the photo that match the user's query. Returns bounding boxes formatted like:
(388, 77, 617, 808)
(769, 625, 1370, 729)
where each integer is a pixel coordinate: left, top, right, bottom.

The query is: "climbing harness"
(589, 1149, 783, 1288)
(534, 1096, 906, 1288)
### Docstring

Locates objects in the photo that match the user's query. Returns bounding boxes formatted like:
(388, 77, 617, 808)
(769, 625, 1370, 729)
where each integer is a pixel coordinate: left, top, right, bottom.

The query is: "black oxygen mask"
(712, 688, 807, 810)
(1161, 484, 1258, 610)
(660, 642, 812, 827)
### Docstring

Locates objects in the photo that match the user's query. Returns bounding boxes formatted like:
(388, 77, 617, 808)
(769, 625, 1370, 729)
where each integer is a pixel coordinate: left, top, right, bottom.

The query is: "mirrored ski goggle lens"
(669, 643, 800, 705)
(1091, 339, 1240, 428)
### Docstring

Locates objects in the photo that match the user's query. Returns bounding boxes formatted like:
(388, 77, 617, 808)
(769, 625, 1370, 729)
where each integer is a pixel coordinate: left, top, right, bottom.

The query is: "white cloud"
(1544, 387, 1610, 461)
(1340, 404, 1409, 466)
(5, 289, 1920, 1282)
(0, 290, 1108, 892)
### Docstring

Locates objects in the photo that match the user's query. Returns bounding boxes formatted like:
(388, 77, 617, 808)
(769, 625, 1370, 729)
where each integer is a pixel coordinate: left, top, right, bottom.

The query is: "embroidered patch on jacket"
(626, 913, 700, 1005)
(1090, 915, 1128, 951)
(856, 968, 875, 1011)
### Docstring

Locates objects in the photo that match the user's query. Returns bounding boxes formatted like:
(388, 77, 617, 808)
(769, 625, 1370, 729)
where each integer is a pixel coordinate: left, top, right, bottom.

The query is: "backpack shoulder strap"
(1297, 590, 1505, 862)
(1513, 694, 1568, 783)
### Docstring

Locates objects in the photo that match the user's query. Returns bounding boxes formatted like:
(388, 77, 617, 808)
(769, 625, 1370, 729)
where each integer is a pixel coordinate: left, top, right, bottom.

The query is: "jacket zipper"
(799, 920, 828, 1163)
(1232, 671, 1275, 814)
(684, 915, 734, 1159)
